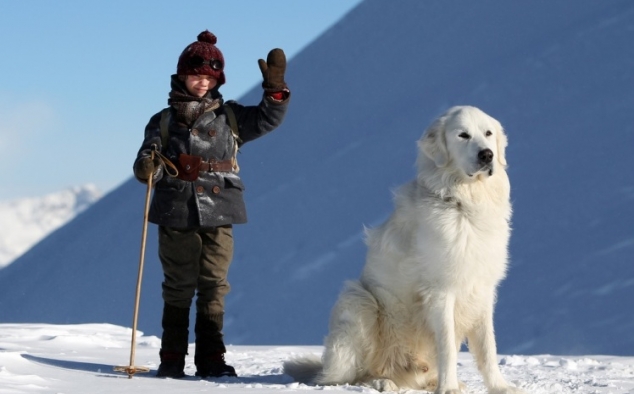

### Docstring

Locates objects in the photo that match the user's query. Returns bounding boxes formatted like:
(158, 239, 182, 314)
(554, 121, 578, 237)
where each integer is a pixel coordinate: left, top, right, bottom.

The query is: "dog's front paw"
(370, 378, 400, 392)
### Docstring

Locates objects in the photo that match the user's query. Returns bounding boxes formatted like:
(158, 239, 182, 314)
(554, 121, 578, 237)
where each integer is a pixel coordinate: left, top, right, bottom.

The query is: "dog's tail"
(283, 353, 323, 384)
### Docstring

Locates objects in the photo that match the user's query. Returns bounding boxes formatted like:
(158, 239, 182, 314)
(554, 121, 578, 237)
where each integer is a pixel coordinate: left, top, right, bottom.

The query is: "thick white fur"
(284, 106, 526, 394)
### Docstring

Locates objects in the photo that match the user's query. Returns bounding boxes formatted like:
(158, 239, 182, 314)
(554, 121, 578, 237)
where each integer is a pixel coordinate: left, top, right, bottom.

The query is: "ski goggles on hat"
(189, 55, 223, 71)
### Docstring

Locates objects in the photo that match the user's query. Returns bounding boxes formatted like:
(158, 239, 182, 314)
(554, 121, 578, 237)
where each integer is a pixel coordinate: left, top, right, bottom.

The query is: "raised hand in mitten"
(258, 48, 287, 92)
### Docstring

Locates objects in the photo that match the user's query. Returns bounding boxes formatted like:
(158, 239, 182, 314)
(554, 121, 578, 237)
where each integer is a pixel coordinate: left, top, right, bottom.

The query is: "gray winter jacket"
(134, 81, 289, 229)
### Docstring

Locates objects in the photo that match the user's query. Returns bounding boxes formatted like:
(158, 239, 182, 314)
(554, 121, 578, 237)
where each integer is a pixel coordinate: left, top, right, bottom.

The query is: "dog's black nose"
(478, 148, 494, 164)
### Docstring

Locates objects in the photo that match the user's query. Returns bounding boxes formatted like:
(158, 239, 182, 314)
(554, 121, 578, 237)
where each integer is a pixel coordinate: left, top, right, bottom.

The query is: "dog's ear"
(496, 124, 508, 167)
(419, 119, 449, 168)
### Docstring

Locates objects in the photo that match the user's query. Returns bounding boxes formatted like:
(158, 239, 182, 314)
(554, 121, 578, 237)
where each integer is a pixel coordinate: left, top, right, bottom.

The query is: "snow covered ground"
(1, 323, 633, 394)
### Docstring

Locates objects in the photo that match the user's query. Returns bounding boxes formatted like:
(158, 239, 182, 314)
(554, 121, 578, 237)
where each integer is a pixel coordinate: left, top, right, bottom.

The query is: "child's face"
(185, 75, 218, 97)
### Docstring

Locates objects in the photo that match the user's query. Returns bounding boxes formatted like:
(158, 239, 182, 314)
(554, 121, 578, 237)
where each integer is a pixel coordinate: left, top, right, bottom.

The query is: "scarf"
(167, 75, 222, 126)
(168, 91, 221, 126)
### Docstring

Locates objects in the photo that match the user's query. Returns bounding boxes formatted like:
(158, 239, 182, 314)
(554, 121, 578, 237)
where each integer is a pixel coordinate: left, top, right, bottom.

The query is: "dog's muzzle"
(478, 149, 493, 165)
(477, 148, 494, 176)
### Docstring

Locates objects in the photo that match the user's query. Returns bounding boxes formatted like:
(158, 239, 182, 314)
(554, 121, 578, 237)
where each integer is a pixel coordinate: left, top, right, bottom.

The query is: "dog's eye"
(485, 130, 493, 137)
(458, 132, 470, 140)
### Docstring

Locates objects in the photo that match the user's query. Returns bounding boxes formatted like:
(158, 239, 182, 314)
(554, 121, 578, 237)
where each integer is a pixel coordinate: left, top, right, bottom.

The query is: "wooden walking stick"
(114, 148, 158, 378)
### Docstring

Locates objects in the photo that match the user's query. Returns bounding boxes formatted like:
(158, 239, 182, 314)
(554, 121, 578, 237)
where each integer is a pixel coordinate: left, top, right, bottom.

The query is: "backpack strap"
(223, 104, 242, 145)
(223, 105, 241, 173)
(159, 107, 171, 150)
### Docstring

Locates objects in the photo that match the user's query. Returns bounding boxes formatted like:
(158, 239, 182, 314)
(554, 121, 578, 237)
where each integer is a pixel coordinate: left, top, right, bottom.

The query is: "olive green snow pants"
(158, 225, 233, 316)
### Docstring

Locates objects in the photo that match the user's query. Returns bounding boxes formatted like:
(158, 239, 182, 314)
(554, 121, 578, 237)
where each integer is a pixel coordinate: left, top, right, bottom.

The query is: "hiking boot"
(194, 312, 235, 377)
(195, 351, 237, 378)
(156, 350, 186, 378)
(156, 303, 190, 378)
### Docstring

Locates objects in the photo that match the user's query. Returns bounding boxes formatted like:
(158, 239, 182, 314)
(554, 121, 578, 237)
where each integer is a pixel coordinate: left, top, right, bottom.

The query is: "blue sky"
(0, 0, 362, 201)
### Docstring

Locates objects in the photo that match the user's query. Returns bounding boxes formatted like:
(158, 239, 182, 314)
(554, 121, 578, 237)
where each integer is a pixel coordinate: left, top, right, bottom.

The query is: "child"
(133, 30, 290, 379)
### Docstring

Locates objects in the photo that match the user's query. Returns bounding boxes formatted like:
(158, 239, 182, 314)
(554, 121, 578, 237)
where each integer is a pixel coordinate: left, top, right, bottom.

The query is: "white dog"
(284, 106, 526, 394)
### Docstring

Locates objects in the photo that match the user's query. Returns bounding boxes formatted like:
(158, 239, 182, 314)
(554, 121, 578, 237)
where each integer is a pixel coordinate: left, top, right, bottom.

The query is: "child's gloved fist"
(134, 156, 161, 180)
(258, 48, 287, 92)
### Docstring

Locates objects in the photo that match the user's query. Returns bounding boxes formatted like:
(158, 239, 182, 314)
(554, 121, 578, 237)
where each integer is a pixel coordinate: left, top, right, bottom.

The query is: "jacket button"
(191, 128, 199, 136)
(212, 186, 221, 194)
(196, 186, 204, 194)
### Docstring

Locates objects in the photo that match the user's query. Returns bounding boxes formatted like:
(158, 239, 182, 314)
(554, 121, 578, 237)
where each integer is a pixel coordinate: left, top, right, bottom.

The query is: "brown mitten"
(134, 156, 160, 180)
(258, 48, 287, 92)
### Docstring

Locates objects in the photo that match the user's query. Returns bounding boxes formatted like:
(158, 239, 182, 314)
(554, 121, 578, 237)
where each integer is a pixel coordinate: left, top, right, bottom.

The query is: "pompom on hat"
(177, 30, 226, 86)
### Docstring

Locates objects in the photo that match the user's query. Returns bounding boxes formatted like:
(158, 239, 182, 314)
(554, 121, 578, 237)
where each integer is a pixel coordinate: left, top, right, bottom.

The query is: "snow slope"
(1, 323, 633, 394)
(0, 0, 632, 357)
(0, 184, 101, 268)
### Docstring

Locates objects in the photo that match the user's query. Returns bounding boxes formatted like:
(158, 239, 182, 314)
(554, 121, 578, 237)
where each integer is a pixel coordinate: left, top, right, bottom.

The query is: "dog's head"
(418, 106, 507, 180)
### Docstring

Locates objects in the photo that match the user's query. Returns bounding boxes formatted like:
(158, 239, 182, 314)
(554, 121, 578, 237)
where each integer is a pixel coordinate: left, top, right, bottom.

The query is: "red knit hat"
(177, 30, 226, 86)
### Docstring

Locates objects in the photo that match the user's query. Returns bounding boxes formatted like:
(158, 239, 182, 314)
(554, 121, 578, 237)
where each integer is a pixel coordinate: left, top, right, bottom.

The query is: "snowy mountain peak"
(0, 184, 102, 268)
